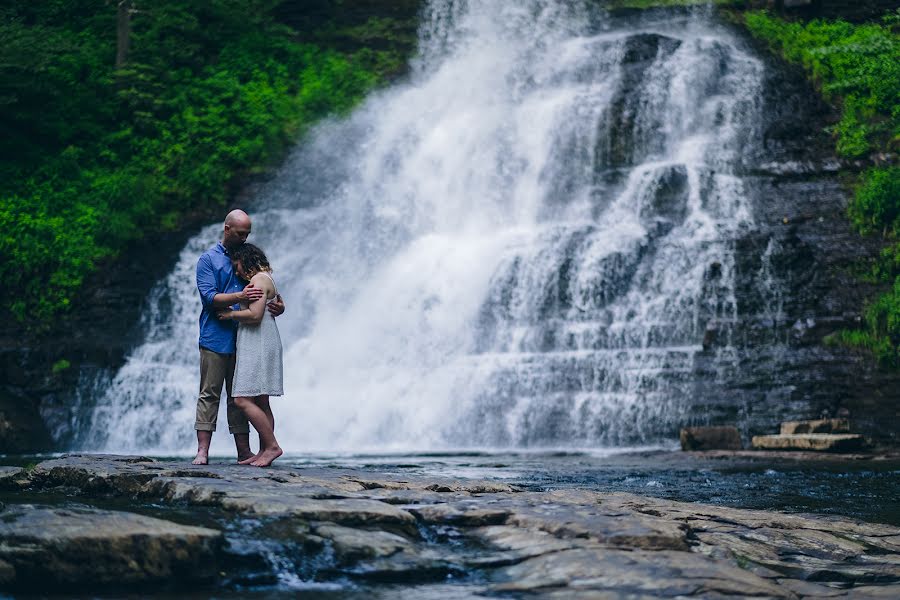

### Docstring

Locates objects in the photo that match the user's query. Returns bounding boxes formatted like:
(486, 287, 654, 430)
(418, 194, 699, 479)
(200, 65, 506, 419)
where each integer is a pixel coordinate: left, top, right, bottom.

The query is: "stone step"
(680, 426, 742, 451)
(780, 418, 850, 435)
(751, 433, 866, 452)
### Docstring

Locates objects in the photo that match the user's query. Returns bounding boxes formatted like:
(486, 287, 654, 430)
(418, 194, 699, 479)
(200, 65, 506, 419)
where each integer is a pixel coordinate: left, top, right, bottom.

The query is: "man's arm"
(197, 255, 262, 309)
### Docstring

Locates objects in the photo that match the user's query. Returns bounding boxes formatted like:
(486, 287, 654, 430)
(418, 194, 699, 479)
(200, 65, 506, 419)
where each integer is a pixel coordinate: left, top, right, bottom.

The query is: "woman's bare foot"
(238, 453, 260, 465)
(192, 451, 209, 465)
(250, 446, 282, 467)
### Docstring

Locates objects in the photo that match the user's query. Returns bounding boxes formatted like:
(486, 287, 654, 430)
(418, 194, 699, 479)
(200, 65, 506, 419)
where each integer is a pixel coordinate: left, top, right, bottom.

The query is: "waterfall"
(79, 0, 764, 454)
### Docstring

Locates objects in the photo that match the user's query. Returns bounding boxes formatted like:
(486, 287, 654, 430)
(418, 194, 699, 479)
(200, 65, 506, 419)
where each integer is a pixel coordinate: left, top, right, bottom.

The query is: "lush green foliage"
(849, 166, 900, 236)
(745, 10, 900, 367)
(0, 1, 400, 325)
(744, 10, 900, 158)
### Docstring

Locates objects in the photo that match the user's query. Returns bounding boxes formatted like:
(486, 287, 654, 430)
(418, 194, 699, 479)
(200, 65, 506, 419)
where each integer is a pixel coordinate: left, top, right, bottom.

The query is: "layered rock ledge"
(2, 454, 899, 597)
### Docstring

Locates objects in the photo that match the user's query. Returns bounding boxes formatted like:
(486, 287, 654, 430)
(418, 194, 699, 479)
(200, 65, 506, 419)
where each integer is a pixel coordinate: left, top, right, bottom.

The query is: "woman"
(218, 243, 284, 467)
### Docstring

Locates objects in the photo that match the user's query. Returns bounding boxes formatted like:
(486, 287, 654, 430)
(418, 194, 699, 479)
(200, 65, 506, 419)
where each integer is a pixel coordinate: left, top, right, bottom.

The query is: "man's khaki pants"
(195, 347, 250, 434)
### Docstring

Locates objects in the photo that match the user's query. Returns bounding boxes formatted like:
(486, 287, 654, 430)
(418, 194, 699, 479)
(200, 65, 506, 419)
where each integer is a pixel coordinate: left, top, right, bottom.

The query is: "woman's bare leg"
(234, 396, 282, 467)
(238, 396, 275, 465)
(258, 396, 274, 431)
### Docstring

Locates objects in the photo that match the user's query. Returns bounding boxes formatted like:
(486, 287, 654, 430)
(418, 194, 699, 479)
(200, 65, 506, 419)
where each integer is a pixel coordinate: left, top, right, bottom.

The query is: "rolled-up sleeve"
(196, 255, 218, 308)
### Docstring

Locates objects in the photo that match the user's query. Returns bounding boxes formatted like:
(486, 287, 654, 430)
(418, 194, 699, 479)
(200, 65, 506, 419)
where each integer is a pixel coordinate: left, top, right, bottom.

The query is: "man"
(193, 209, 285, 465)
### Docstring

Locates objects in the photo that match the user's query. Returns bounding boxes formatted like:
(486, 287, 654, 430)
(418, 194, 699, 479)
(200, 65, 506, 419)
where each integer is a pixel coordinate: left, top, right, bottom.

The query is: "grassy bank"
(741, 9, 900, 366)
(0, 1, 413, 328)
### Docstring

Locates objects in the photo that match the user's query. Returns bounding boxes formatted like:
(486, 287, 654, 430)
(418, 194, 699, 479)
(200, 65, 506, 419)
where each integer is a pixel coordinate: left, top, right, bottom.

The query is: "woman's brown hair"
(231, 243, 272, 278)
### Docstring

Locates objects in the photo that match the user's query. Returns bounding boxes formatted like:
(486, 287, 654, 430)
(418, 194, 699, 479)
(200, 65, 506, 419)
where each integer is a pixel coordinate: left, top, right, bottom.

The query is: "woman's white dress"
(232, 273, 284, 397)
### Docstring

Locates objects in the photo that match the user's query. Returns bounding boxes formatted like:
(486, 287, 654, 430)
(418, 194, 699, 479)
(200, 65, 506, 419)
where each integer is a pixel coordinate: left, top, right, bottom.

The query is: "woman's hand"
(216, 309, 233, 320)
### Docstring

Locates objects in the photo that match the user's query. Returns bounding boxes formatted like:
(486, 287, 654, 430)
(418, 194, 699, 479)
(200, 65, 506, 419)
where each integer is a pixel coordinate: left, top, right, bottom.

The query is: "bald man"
(193, 209, 285, 464)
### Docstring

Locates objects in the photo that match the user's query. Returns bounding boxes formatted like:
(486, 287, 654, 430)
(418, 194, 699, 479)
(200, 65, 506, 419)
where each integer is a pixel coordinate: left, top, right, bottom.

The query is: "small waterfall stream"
(80, 1, 767, 454)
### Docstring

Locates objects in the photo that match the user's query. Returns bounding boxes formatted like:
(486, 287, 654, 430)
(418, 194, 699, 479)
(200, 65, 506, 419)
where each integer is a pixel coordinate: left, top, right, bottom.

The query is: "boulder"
(780, 418, 850, 435)
(751, 433, 866, 452)
(0, 505, 222, 590)
(680, 426, 742, 451)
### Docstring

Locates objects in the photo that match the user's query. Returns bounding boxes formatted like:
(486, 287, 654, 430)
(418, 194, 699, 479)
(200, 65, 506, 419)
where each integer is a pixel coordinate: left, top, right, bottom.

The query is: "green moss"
(51, 359, 72, 375)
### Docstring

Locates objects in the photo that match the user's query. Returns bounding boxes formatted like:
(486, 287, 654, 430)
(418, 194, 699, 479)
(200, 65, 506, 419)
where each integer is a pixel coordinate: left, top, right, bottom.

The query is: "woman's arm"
(218, 274, 271, 324)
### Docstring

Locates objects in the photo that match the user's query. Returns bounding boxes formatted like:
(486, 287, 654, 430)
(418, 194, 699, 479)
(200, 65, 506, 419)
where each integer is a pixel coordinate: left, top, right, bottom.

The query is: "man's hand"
(216, 309, 234, 320)
(237, 283, 265, 304)
(267, 294, 285, 317)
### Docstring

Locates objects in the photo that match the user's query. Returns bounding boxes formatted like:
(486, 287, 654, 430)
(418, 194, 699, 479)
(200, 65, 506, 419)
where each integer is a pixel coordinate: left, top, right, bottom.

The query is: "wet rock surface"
(4, 454, 900, 596)
(0, 503, 222, 589)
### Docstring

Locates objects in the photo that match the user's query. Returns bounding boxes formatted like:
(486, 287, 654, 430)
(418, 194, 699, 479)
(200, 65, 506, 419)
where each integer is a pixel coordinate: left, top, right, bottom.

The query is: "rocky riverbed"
(1, 454, 899, 597)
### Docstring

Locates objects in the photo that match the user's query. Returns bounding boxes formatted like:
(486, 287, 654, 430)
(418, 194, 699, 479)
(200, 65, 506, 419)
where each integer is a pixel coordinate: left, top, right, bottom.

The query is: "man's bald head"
(222, 209, 251, 249)
(224, 209, 251, 228)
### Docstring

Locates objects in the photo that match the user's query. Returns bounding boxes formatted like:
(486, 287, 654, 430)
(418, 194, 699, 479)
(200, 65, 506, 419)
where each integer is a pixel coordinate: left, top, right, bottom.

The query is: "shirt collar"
(216, 241, 229, 256)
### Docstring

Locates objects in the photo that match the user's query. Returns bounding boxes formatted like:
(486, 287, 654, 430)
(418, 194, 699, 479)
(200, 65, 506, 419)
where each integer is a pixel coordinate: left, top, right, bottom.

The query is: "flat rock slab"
(493, 547, 790, 597)
(752, 433, 866, 452)
(0, 505, 222, 589)
(7, 454, 900, 596)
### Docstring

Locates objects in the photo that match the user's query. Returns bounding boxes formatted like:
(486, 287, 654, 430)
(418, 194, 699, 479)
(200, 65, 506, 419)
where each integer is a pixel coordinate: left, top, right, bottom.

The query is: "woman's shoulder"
(251, 271, 276, 294)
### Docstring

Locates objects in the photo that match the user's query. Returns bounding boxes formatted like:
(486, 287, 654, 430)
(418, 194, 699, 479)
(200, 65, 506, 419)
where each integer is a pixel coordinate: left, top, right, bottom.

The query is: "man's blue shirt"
(197, 242, 242, 354)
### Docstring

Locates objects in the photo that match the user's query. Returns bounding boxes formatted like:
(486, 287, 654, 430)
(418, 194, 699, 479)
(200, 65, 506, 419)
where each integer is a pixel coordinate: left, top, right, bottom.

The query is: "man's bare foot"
(250, 446, 282, 467)
(238, 453, 260, 465)
(192, 451, 209, 465)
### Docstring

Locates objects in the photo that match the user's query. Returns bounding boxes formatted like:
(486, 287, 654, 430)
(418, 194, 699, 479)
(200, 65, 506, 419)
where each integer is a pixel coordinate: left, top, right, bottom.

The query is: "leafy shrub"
(0, 2, 397, 326)
(849, 167, 900, 236)
(744, 11, 900, 158)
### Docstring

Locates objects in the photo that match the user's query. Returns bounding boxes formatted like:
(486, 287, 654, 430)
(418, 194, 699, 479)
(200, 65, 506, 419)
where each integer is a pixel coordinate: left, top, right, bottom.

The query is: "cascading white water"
(80, 0, 763, 454)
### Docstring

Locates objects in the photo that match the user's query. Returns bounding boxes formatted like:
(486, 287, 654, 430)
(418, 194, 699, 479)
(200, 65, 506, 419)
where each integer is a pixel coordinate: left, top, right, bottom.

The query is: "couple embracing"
(192, 209, 286, 467)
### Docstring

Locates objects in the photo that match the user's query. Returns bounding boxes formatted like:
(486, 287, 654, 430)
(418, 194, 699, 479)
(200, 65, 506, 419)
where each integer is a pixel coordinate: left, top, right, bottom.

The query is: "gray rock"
(0, 505, 222, 589)
(776, 578, 847, 597)
(12, 455, 900, 596)
(506, 490, 690, 551)
(408, 503, 510, 526)
(680, 426, 743, 451)
(751, 433, 866, 452)
(780, 418, 850, 434)
(491, 547, 791, 597)
(598, 492, 900, 583)
(468, 525, 580, 566)
(0, 466, 25, 490)
(313, 523, 412, 561)
(348, 550, 460, 582)
(221, 495, 417, 531)
(849, 585, 900, 598)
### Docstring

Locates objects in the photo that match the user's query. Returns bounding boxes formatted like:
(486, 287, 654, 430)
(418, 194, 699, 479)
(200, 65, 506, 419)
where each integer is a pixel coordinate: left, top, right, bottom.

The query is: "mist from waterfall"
(79, 0, 763, 455)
